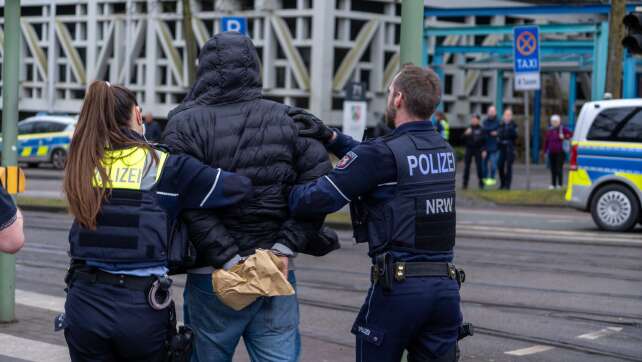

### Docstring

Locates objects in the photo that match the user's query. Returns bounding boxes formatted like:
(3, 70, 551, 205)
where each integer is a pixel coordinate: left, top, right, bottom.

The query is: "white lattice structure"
(0, 0, 407, 127)
(0, 0, 601, 128)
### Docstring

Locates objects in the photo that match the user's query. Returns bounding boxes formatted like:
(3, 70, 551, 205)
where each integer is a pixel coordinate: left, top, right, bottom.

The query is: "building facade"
(0, 0, 604, 127)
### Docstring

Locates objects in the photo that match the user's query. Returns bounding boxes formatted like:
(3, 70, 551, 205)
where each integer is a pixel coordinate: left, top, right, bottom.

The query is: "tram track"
(14, 248, 642, 304)
(11, 245, 642, 360)
(297, 298, 642, 362)
(297, 280, 642, 326)
(295, 269, 642, 301)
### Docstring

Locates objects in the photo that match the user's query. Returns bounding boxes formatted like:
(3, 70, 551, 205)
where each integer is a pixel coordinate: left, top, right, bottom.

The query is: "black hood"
(169, 32, 262, 118)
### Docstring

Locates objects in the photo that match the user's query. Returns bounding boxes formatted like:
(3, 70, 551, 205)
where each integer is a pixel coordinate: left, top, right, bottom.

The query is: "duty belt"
(72, 269, 157, 291)
(70, 269, 173, 310)
(370, 252, 466, 291)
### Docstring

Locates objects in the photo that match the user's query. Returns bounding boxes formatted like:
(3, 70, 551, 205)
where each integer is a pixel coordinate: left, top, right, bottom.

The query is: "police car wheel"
(51, 149, 67, 170)
(591, 185, 639, 232)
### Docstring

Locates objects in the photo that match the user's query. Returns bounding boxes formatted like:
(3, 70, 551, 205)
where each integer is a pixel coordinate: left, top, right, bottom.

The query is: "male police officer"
(289, 64, 465, 361)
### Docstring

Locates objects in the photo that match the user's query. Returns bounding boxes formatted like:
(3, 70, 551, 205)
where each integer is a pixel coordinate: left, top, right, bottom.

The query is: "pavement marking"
(15, 289, 65, 313)
(505, 345, 555, 356)
(19, 245, 68, 256)
(22, 190, 64, 198)
(577, 327, 622, 340)
(458, 225, 642, 245)
(0, 333, 68, 362)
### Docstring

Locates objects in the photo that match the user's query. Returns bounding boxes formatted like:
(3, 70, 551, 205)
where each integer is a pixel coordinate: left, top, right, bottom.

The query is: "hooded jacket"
(163, 32, 332, 269)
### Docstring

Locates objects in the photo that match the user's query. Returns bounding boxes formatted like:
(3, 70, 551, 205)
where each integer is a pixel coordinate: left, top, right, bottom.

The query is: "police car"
(16, 115, 76, 169)
(566, 99, 642, 231)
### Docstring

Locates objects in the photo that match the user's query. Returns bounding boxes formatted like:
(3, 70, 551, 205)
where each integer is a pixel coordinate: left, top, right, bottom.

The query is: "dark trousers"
(64, 280, 170, 362)
(352, 277, 462, 361)
(463, 147, 484, 189)
(498, 145, 515, 190)
(549, 152, 565, 187)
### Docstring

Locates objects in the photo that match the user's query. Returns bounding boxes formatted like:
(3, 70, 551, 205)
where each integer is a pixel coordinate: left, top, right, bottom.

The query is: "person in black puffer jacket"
(163, 32, 332, 362)
(462, 113, 487, 189)
(497, 108, 519, 190)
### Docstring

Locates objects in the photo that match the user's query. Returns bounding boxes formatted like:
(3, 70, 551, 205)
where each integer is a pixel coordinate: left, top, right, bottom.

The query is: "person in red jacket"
(544, 114, 573, 189)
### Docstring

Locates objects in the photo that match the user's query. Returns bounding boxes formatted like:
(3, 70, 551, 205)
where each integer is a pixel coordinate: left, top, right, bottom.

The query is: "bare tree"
(606, 0, 626, 99)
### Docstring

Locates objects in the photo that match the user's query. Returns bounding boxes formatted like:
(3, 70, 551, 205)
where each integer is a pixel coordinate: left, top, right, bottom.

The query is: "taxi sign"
(513, 26, 541, 91)
(0, 166, 26, 194)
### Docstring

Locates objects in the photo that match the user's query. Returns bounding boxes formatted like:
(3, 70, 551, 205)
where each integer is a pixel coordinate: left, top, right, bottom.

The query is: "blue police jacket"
(70, 137, 252, 276)
(482, 116, 500, 152)
(289, 120, 455, 263)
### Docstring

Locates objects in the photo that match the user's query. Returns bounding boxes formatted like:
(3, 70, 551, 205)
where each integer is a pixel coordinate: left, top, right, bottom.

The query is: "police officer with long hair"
(290, 65, 469, 361)
(61, 81, 252, 361)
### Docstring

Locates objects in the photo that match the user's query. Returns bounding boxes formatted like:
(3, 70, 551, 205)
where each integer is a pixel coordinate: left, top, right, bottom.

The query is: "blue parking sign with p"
(221, 16, 248, 35)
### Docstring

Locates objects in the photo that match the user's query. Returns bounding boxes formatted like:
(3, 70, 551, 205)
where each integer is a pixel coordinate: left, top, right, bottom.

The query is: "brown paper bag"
(212, 249, 295, 311)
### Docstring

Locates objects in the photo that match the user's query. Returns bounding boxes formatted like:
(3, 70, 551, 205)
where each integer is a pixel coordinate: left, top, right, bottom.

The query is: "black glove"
(301, 226, 340, 257)
(289, 108, 334, 143)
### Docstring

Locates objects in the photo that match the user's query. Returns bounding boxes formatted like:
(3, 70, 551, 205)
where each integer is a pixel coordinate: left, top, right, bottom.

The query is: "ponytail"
(63, 81, 155, 229)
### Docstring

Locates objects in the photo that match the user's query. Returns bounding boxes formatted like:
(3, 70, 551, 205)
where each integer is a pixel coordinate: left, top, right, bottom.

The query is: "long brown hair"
(64, 81, 155, 229)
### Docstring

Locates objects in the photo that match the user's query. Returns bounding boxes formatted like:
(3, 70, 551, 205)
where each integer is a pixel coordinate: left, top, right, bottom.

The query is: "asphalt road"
(1, 204, 640, 362)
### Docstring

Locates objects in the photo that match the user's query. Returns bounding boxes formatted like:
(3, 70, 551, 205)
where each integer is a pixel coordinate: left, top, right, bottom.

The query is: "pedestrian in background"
(497, 108, 518, 190)
(434, 111, 450, 141)
(462, 113, 487, 190)
(372, 114, 393, 138)
(544, 114, 573, 189)
(143, 112, 162, 143)
(482, 105, 500, 186)
(0, 183, 24, 254)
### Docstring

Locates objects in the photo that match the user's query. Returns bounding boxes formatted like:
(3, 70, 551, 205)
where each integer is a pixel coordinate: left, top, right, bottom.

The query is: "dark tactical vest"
(351, 129, 456, 256)
(68, 147, 191, 271)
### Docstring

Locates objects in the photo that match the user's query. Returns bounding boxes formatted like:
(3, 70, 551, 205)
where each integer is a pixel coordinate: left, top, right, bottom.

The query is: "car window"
(587, 107, 640, 142)
(18, 122, 36, 135)
(31, 122, 49, 134)
(616, 111, 642, 142)
(33, 121, 67, 133)
(48, 122, 68, 133)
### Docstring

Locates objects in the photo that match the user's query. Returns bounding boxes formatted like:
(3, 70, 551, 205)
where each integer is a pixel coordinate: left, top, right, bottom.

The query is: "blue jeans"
(483, 150, 499, 179)
(184, 271, 300, 362)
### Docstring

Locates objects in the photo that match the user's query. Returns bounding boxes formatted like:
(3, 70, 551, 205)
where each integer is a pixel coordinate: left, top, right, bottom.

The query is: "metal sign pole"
(0, 0, 21, 323)
(513, 25, 539, 192)
(524, 92, 531, 191)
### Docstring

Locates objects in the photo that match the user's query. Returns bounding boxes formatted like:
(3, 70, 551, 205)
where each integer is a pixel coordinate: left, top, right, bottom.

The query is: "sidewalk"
(1, 284, 352, 362)
(456, 161, 563, 191)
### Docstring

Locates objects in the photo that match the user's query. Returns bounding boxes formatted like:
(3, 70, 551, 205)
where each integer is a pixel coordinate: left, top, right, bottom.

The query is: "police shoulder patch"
(336, 151, 358, 170)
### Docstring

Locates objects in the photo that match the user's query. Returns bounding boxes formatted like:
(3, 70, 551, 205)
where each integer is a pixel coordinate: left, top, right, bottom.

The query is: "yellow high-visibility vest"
(93, 147, 168, 190)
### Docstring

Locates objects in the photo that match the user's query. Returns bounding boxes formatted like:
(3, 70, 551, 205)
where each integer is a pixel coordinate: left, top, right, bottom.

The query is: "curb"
(18, 204, 68, 214)
(481, 202, 568, 209)
(457, 230, 642, 248)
